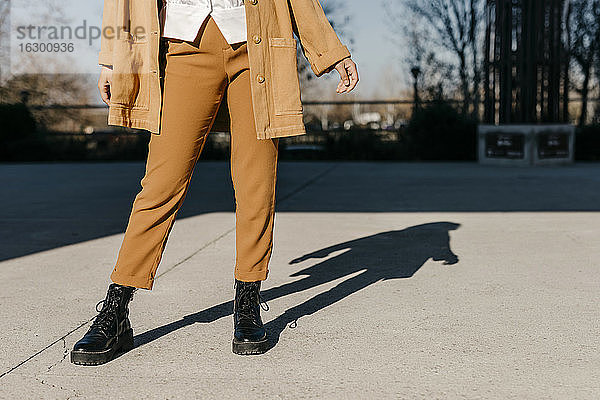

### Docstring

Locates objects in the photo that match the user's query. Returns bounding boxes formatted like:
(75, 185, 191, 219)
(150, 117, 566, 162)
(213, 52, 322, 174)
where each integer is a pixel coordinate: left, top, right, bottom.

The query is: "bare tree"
(0, 0, 11, 89)
(467, 0, 481, 118)
(568, 0, 600, 126)
(383, 2, 450, 103)
(1, 1, 95, 130)
(407, 20, 455, 100)
(384, 0, 485, 118)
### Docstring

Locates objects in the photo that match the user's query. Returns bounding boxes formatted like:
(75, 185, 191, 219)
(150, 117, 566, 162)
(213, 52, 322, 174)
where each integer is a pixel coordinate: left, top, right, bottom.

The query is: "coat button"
(253, 35, 261, 44)
(256, 74, 265, 83)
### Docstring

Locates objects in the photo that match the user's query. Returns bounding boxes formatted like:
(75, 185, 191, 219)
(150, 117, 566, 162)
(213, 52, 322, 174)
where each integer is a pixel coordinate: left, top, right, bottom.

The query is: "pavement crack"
(0, 320, 91, 380)
(277, 164, 338, 205)
(155, 226, 235, 280)
(35, 338, 80, 398)
(35, 374, 80, 398)
(46, 337, 69, 373)
(156, 163, 338, 280)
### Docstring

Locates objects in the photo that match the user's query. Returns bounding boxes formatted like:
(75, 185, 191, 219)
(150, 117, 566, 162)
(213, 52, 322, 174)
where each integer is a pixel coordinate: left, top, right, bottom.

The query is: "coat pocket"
(109, 39, 151, 111)
(268, 37, 303, 116)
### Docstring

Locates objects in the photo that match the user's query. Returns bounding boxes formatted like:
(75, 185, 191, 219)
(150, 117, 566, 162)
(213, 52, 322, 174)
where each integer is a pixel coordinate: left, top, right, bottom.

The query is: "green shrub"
(0, 103, 46, 161)
(575, 124, 600, 161)
(404, 101, 477, 160)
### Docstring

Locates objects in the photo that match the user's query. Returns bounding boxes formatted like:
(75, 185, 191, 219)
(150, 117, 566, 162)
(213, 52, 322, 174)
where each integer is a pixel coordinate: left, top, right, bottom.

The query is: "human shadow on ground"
(6, 161, 600, 262)
(133, 222, 460, 351)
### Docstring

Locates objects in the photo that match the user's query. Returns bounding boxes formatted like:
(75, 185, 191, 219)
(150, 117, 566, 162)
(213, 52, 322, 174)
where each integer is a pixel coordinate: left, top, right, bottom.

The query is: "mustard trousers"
(110, 16, 279, 290)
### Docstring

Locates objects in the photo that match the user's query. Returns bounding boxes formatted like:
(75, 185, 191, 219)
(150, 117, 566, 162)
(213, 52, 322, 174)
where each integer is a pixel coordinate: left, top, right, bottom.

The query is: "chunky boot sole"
(70, 328, 134, 366)
(232, 337, 270, 355)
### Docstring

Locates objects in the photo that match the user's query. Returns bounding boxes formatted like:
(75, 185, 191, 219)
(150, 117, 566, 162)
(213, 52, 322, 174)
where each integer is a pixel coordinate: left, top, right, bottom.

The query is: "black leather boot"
(71, 283, 136, 365)
(232, 279, 270, 355)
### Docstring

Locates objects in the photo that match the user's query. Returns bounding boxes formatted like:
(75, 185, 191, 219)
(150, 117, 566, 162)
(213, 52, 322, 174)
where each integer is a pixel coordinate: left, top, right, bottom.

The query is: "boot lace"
(235, 282, 269, 322)
(90, 295, 120, 335)
(89, 288, 134, 335)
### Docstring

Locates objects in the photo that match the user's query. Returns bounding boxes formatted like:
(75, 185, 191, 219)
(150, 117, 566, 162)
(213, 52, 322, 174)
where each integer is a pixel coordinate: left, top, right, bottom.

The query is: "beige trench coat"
(99, 0, 351, 139)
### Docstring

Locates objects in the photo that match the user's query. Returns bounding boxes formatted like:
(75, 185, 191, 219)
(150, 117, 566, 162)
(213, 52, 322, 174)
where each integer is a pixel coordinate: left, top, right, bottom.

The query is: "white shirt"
(161, 0, 247, 44)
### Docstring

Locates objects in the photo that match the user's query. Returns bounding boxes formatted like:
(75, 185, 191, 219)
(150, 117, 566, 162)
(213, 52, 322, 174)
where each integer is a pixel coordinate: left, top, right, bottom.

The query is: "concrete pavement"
(0, 161, 599, 399)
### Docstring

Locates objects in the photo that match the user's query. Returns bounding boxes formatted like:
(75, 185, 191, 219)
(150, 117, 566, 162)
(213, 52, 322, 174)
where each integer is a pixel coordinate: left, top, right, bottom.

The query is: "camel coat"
(99, 0, 351, 139)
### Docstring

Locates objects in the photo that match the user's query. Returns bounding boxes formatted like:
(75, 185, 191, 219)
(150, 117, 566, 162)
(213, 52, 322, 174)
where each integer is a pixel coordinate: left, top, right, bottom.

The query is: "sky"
(8, 0, 407, 101)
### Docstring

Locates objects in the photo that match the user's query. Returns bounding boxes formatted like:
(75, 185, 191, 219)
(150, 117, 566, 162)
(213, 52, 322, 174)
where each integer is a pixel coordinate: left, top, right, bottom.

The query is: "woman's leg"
(224, 42, 278, 354)
(110, 21, 229, 290)
(72, 17, 232, 366)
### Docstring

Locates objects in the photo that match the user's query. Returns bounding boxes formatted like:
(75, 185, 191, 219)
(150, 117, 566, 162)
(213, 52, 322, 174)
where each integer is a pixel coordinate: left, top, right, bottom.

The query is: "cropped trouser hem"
(234, 266, 269, 282)
(110, 270, 154, 290)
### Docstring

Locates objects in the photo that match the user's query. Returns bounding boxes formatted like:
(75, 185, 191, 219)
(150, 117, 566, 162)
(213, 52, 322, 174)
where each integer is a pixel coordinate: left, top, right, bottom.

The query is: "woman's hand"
(334, 57, 359, 94)
(98, 65, 113, 105)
